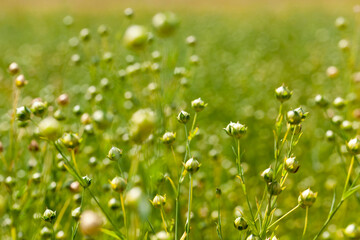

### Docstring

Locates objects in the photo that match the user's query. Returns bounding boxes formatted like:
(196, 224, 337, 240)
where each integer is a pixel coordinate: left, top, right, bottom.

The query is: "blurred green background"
(1, 0, 360, 239)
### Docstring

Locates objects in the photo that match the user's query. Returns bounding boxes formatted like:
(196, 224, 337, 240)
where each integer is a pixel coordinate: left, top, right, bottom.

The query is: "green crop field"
(1, 1, 360, 239)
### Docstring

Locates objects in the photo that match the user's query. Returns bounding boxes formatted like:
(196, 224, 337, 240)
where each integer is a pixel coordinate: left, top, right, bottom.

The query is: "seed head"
(123, 25, 149, 51)
(344, 223, 360, 239)
(151, 194, 166, 208)
(186, 35, 197, 46)
(57, 93, 69, 106)
(184, 158, 200, 174)
(60, 132, 81, 149)
(97, 24, 109, 37)
(267, 181, 282, 195)
(261, 168, 274, 183)
(72, 207, 81, 220)
(314, 94, 328, 108)
(80, 210, 103, 236)
(287, 107, 308, 125)
(30, 100, 47, 117)
(333, 97, 346, 109)
(16, 106, 31, 121)
(338, 39, 350, 51)
(284, 156, 300, 173)
(177, 110, 190, 124)
(326, 66, 339, 78)
(8, 62, 20, 75)
(298, 188, 317, 208)
(124, 8, 134, 18)
(108, 198, 121, 210)
(234, 216, 248, 230)
(325, 130, 335, 141)
(43, 209, 57, 222)
(224, 122, 247, 138)
(129, 108, 156, 143)
(152, 12, 179, 37)
(80, 28, 91, 41)
(191, 98, 207, 112)
(15, 74, 27, 88)
(40, 227, 52, 237)
(275, 85, 292, 102)
(335, 17, 347, 30)
(347, 137, 360, 155)
(110, 176, 127, 193)
(160, 132, 176, 145)
(107, 147, 123, 161)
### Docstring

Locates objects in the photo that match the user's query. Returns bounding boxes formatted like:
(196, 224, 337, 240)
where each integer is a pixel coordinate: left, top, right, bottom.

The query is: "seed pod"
(123, 25, 149, 51)
(32, 172, 41, 183)
(267, 181, 282, 195)
(28, 140, 39, 152)
(125, 187, 143, 208)
(275, 85, 292, 102)
(326, 66, 339, 78)
(80, 28, 91, 41)
(284, 156, 300, 173)
(347, 137, 360, 155)
(344, 223, 360, 239)
(331, 115, 343, 126)
(177, 110, 190, 124)
(333, 97, 346, 109)
(43, 209, 57, 222)
(160, 132, 176, 145)
(314, 94, 328, 108)
(151, 194, 166, 208)
(8, 62, 20, 75)
(338, 39, 350, 51)
(261, 168, 274, 183)
(40, 226, 52, 238)
(191, 98, 207, 112)
(60, 132, 81, 149)
(107, 147, 123, 161)
(124, 8, 134, 18)
(298, 188, 317, 208)
(341, 120, 353, 131)
(186, 35, 197, 46)
(73, 105, 82, 116)
(108, 198, 121, 210)
(247, 235, 260, 240)
(325, 130, 335, 141)
(72, 207, 81, 220)
(129, 108, 156, 143)
(287, 107, 307, 125)
(54, 109, 66, 121)
(97, 24, 109, 37)
(15, 74, 27, 88)
(63, 15, 74, 26)
(335, 17, 347, 30)
(152, 12, 179, 37)
(224, 122, 247, 138)
(56, 230, 66, 240)
(80, 210, 103, 236)
(30, 100, 47, 117)
(110, 176, 127, 193)
(57, 93, 69, 106)
(234, 216, 248, 230)
(16, 106, 31, 121)
(184, 158, 200, 174)
(82, 176, 92, 188)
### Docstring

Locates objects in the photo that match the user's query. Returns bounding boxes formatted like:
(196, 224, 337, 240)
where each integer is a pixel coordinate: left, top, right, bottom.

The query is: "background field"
(1, 0, 360, 239)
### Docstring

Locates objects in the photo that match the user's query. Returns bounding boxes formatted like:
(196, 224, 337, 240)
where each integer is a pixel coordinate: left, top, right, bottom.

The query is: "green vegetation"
(1, 5, 360, 240)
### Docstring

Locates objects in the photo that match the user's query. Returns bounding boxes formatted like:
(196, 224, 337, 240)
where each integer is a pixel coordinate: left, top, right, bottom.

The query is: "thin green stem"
(87, 188, 125, 239)
(186, 174, 193, 240)
(302, 207, 309, 240)
(343, 155, 355, 196)
(268, 204, 300, 229)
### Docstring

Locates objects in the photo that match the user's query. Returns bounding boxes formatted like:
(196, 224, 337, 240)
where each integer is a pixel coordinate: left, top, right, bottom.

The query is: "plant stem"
(301, 207, 309, 240)
(87, 188, 125, 239)
(120, 192, 127, 238)
(160, 206, 168, 233)
(268, 204, 300, 229)
(186, 174, 193, 240)
(343, 155, 355, 196)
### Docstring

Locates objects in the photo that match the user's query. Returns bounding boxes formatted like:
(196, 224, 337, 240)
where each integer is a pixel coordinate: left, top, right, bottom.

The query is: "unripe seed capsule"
(275, 85, 292, 102)
(261, 168, 274, 183)
(298, 188, 317, 208)
(234, 216, 248, 230)
(284, 156, 300, 173)
(191, 98, 207, 112)
(151, 194, 166, 208)
(160, 132, 176, 145)
(177, 110, 190, 124)
(185, 158, 200, 174)
(347, 137, 360, 155)
(107, 147, 123, 161)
